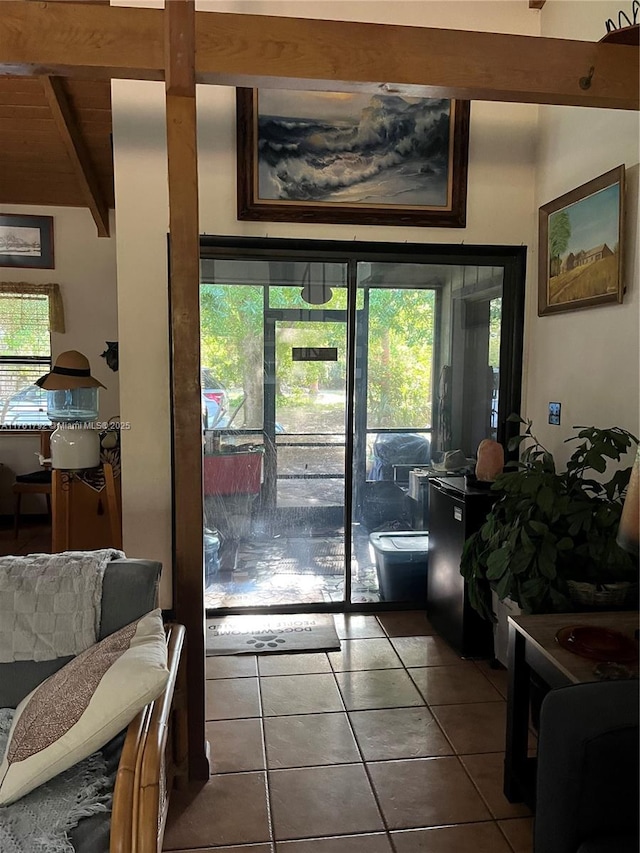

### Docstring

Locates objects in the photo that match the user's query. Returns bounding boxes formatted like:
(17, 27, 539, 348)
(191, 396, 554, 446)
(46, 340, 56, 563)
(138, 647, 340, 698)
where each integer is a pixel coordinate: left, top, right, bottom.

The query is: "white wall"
(525, 0, 640, 464)
(111, 82, 173, 604)
(196, 0, 539, 246)
(0, 206, 118, 514)
(119, 0, 638, 606)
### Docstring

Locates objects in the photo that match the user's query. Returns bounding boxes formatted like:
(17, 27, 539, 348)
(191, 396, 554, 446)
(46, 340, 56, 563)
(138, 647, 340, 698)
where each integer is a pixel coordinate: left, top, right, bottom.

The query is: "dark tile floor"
(163, 611, 533, 853)
(0, 516, 51, 557)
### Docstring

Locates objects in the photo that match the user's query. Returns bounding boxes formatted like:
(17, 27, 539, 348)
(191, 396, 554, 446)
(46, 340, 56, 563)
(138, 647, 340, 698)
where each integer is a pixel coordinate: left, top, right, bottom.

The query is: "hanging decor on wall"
(101, 341, 119, 372)
(538, 165, 625, 316)
(0, 214, 54, 269)
(236, 88, 470, 228)
(605, 1, 639, 36)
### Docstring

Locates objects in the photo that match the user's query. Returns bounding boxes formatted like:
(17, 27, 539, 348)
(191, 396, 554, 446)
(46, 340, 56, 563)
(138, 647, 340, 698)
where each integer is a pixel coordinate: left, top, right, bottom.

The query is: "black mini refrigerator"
(427, 477, 496, 657)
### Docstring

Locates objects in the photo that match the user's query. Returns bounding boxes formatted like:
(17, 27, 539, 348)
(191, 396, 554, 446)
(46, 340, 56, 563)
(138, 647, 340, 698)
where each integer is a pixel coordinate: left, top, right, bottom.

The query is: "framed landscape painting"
(236, 88, 470, 227)
(538, 166, 624, 316)
(0, 213, 54, 269)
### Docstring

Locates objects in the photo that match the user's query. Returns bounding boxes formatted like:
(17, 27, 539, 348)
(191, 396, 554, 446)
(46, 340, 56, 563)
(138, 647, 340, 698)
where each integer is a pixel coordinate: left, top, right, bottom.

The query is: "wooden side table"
(52, 462, 122, 552)
(504, 610, 639, 808)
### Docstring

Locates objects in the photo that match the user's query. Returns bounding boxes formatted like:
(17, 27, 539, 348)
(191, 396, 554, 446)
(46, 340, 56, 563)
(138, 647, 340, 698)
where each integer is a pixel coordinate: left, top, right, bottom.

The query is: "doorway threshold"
(204, 526, 380, 609)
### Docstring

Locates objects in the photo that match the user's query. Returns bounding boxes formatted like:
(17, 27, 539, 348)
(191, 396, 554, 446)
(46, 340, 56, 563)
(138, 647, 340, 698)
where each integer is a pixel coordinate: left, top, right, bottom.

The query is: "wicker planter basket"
(567, 580, 639, 609)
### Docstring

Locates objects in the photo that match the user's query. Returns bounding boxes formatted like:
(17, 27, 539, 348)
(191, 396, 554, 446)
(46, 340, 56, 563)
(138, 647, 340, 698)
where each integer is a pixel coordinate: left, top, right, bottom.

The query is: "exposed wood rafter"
(529, 1, 546, 9)
(0, 2, 637, 110)
(165, 0, 209, 782)
(40, 75, 110, 237)
(601, 24, 640, 46)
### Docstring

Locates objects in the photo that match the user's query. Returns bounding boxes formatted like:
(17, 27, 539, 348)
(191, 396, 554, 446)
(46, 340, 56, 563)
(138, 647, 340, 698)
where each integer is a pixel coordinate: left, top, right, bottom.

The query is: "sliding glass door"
(199, 240, 525, 613)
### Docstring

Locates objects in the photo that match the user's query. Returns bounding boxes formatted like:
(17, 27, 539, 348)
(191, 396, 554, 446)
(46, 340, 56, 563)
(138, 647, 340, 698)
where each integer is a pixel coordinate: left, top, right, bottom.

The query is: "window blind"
(0, 291, 52, 426)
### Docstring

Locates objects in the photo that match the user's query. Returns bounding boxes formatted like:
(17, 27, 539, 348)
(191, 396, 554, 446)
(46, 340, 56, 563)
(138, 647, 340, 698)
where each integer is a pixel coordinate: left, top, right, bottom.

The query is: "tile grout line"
(416, 687, 515, 825)
(394, 633, 526, 847)
(255, 665, 277, 853)
(496, 817, 528, 853)
(472, 657, 509, 699)
(258, 647, 397, 848)
(389, 634, 467, 762)
(375, 617, 512, 845)
(472, 660, 539, 741)
(331, 615, 401, 853)
(390, 638, 501, 838)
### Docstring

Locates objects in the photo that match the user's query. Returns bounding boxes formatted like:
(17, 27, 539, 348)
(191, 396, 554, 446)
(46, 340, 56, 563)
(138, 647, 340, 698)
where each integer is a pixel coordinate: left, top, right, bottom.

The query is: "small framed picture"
(548, 402, 561, 426)
(0, 214, 54, 269)
(538, 166, 624, 316)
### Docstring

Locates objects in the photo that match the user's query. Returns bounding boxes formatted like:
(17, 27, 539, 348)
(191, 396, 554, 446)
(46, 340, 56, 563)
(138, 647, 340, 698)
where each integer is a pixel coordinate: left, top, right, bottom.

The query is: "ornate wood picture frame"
(538, 166, 625, 316)
(236, 88, 470, 228)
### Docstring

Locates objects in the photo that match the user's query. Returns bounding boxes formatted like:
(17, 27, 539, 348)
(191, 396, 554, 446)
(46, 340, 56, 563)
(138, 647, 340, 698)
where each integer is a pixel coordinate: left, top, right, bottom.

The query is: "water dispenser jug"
(36, 351, 105, 470)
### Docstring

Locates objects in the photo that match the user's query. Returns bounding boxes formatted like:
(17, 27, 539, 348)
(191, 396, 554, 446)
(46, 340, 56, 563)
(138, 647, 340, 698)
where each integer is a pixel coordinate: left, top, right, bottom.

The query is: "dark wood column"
(165, 0, 209, 781)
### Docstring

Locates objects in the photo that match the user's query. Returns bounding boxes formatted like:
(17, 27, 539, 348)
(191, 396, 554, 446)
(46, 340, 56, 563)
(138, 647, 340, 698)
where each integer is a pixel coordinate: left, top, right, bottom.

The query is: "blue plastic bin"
(370, 531, 429, 603)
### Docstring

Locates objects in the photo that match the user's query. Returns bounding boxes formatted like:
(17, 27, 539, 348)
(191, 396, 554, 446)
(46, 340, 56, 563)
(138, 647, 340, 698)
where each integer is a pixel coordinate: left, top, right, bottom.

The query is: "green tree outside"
(548, 210, 572, 277)
(0, 294, 50, 401)
(200, 283, 436, 431)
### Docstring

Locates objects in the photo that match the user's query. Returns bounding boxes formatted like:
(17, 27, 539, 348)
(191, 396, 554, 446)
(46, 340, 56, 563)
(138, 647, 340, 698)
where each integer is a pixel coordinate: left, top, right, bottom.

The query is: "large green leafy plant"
(461, 417, 638, 619)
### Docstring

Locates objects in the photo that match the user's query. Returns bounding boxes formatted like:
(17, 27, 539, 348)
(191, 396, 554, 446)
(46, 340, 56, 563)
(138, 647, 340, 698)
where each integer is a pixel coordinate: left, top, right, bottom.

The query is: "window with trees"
(0, 283, 64, 428)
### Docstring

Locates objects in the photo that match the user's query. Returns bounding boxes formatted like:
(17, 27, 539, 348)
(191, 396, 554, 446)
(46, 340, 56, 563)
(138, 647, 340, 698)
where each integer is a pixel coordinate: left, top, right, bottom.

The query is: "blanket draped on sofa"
(0, 550, 124, 663)
(0, 709, 112, 853)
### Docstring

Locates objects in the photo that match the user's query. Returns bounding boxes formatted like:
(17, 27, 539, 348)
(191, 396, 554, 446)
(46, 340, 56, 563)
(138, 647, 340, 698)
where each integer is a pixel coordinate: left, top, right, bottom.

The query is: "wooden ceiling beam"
(0, 3, 163, 81)
(0, 105, 54, 119)
(0, 2, 637, 110)
(41, 75, 110, 236)
(194, 11, 638, 111)
(0, 186, 87, 206)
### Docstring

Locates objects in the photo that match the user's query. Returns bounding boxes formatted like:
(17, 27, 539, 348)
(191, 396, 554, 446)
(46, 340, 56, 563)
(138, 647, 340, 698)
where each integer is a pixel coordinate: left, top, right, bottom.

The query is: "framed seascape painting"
(0, 214, 54, 269)
(538, 166, 625, 316)
(236, 88, 470, 227)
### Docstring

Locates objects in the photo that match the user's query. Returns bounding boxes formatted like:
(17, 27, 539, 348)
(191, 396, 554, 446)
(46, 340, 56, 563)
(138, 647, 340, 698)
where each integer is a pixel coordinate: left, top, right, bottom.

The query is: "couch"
(534, 679, 639, 853)
(0, 557, 186, 853)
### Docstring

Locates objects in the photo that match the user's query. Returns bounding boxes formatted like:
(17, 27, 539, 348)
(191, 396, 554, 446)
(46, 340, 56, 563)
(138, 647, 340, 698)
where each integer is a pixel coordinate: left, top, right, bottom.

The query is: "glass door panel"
(200, 258, 350, 608)
(351, 264, 438, 605)
(350, 262, 504, 606)
(274, 319, 347, 512)
(200, 282, 264, 431)
(447, 266, 504, 453)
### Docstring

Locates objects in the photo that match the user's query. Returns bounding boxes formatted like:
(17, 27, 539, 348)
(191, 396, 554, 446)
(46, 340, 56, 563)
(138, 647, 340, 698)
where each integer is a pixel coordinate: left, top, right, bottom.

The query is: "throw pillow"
(0, 609, 169, 805)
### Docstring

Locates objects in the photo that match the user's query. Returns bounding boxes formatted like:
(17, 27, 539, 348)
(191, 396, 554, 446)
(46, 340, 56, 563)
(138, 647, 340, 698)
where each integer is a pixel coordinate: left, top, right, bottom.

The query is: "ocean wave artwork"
(256, 91, 453, 208)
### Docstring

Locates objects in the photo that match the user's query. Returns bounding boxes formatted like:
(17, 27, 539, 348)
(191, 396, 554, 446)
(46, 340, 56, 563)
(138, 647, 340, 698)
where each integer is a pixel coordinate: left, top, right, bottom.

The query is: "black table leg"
(504, 622, 532, 803)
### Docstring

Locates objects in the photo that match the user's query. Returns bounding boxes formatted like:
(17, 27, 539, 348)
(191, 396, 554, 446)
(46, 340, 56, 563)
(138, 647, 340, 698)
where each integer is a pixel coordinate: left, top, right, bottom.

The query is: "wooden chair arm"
(110, 623, 186, 853)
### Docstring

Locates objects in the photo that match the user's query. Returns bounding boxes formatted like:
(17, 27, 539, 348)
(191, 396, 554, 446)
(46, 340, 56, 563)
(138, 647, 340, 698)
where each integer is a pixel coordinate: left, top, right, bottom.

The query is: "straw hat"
(36, 350, 106, 390)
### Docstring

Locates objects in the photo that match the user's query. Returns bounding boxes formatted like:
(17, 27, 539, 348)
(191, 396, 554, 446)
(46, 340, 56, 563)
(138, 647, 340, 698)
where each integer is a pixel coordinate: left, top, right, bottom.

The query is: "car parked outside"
(201, 369, 229, 429)
(2, 375, 230, 429)
(0, 385, 51, 426)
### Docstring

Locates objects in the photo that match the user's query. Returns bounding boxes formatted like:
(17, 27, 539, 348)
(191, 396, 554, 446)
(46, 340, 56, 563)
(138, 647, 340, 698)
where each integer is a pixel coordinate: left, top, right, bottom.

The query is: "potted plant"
(460, 416, 639, 620)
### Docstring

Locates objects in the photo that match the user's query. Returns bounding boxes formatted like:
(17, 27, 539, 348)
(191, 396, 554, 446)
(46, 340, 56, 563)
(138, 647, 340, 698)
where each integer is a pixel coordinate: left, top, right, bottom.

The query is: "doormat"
(206, 613, 341, 656)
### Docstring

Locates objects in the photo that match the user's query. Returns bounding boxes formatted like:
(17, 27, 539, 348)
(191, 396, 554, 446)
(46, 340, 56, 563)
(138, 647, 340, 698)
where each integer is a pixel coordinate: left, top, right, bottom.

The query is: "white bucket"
(50, 424, 100, 470)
